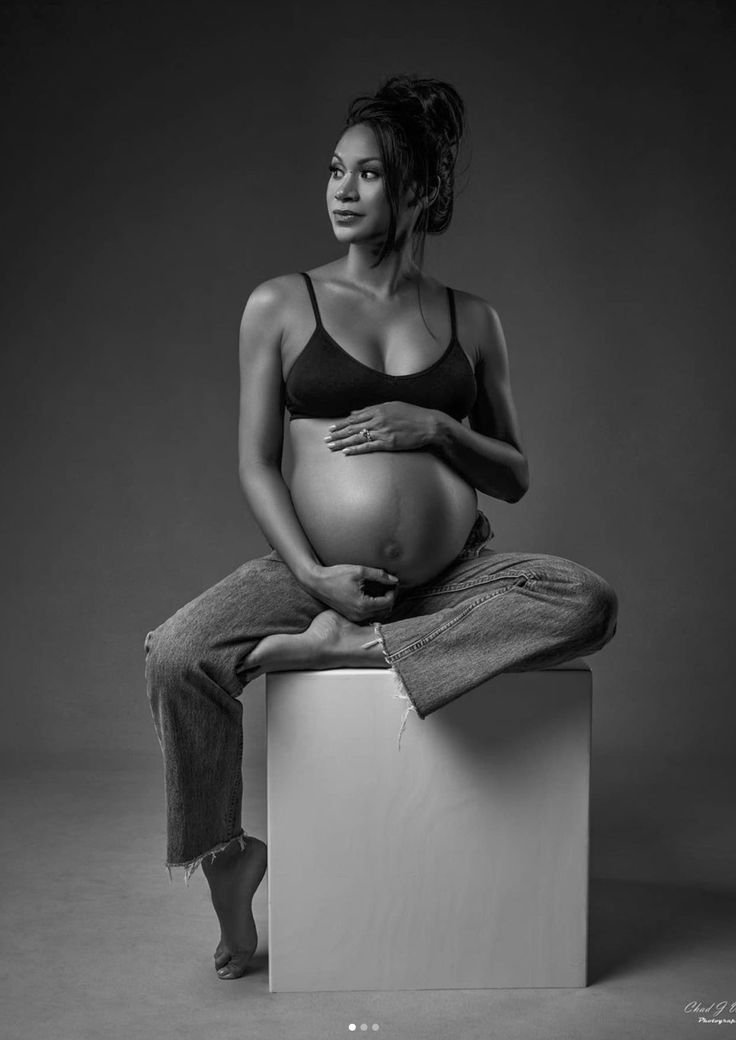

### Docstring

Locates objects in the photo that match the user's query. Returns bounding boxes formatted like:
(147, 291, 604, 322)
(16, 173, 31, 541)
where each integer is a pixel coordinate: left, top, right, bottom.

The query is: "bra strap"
(300, 272, 323, 328)
(447, 286, 457, 340)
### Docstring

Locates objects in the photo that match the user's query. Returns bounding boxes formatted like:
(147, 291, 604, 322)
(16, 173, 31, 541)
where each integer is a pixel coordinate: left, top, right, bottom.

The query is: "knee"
(144, 609, 244, 704)
(144, 616, 195, 698)
(576, 569, 618, 649)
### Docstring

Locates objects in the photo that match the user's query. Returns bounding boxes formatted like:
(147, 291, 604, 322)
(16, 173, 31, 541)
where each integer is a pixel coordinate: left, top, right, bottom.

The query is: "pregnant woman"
(145, 73, 619, 981)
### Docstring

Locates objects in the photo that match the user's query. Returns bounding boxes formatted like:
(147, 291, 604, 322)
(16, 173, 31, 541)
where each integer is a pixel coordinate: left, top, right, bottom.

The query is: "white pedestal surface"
(266, 661, 591, 992)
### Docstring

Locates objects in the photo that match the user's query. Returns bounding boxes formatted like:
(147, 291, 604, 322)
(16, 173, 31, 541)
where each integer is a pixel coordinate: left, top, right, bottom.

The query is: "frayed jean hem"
(165, 830, 248, 885)
(372, 622, 418, 751)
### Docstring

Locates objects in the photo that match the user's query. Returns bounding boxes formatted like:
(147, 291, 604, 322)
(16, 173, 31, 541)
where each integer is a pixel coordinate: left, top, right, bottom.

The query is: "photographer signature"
(684, 1001, 736, 1024)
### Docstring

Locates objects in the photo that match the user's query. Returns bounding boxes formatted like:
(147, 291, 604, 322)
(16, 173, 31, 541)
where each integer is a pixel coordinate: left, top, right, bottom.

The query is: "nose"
(335, 171, 359, 201)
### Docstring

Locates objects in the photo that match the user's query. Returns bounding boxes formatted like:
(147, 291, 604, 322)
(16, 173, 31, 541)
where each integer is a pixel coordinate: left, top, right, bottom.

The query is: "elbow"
(504, 483, 528, 504)
(480, 478, 528, 503)
(239, 457, 279, 496)
(503, 458, 530, 503)
(238, 460, 256, 495)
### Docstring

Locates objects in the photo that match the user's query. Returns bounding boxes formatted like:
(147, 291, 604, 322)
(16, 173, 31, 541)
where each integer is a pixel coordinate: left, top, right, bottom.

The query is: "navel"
(382, 539, 403, 561)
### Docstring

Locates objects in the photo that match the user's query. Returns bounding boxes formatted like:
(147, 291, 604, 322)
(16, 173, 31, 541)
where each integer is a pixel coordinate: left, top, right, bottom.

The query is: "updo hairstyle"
(342, 73, 466, 267)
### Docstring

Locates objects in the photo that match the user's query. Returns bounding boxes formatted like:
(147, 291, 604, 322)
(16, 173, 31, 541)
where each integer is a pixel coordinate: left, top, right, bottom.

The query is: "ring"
(360, 428, 373, 441)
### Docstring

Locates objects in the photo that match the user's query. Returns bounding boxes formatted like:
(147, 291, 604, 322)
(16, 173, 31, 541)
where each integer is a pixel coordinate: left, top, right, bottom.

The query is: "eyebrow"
(331, 152, 383, 164)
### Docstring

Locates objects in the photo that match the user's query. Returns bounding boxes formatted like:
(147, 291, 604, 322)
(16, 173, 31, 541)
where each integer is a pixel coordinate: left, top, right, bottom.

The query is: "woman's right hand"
(305, 564, 400, 624)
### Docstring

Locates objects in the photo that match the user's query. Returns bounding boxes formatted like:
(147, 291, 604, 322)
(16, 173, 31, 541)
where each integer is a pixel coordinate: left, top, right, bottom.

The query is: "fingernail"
(324, 435, 332, 442)
(329, 424, 337, 430)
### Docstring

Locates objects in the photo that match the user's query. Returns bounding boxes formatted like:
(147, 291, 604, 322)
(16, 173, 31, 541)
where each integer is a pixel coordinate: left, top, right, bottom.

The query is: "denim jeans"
(144, 511, 618, 880)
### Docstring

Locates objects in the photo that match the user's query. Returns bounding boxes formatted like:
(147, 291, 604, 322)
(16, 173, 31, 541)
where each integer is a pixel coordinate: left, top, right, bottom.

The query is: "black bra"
(284, 272, 478, 422)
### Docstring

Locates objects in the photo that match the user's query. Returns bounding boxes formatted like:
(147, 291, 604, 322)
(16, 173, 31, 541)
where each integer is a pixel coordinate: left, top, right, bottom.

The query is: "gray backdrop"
(2, 0, 734, 889)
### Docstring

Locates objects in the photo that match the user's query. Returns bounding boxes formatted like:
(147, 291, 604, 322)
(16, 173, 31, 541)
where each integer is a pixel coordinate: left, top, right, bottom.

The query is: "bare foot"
(242, 610, 386, 677)
(202, 836, 268, 980)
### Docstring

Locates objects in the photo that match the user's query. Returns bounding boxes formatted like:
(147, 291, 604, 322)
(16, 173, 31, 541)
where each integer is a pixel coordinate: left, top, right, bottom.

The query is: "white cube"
(266, 661, 591, 992)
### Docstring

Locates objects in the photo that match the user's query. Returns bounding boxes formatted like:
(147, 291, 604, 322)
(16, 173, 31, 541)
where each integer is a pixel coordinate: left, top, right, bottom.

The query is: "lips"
(333, 210, 362, 216)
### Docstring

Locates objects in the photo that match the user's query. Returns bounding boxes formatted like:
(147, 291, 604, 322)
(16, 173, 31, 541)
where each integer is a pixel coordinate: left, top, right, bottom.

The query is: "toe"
(217, 950, 254, 980)
(214, 933, 230, 970)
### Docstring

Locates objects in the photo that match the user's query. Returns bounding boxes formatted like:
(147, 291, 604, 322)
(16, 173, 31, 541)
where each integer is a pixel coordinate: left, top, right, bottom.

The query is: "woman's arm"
(238, 278, 400, 620)
(431, 302, 530, 502)
(238, 280, 323, 586)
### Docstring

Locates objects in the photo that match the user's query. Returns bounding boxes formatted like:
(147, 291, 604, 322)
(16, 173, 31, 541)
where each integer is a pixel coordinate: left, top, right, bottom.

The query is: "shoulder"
(238, 273, 311, 355)
(240, 272, 306, 322)
(450, 287, 507, 370)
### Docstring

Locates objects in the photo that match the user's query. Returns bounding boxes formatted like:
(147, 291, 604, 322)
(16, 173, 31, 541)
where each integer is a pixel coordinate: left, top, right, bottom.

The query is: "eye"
(328, 164, 381, 180)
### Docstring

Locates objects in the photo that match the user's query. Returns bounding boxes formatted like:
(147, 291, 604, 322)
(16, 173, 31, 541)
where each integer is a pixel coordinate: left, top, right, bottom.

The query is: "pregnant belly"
(288, 419, 479, 588)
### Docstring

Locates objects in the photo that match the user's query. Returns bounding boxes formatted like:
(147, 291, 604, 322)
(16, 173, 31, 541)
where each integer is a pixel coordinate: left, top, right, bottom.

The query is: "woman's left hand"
(325, 402, 439, 454)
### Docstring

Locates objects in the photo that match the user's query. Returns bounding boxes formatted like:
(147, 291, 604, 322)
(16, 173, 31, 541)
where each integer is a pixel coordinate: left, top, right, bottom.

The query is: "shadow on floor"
(588, 877, 736, 984)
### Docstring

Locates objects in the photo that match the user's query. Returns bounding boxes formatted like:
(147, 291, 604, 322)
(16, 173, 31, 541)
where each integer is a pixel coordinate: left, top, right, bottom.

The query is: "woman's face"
(326, 122, 418, 246)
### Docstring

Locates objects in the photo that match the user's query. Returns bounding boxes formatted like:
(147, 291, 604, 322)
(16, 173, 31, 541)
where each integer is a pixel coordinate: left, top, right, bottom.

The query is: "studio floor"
(2, 752, 734, 1040)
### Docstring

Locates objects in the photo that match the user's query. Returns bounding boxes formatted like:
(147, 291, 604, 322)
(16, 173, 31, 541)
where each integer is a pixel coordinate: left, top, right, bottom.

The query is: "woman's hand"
(324, 402, 439, 455)
(306, 563, 400, 624)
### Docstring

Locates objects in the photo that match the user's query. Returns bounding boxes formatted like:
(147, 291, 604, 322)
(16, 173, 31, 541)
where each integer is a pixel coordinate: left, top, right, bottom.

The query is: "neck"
(341, 238, 423, 300)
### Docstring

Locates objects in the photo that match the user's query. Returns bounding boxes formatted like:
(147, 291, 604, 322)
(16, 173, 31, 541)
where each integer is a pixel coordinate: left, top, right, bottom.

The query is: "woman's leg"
(144, 552, 328, 876)
(144, 551, 336, 977)
(373, 536, 619, 722)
